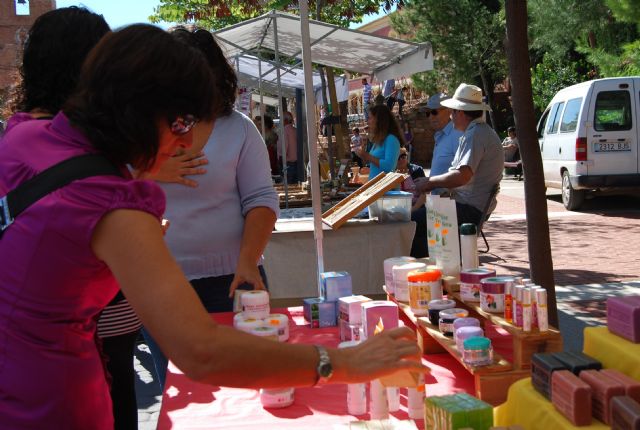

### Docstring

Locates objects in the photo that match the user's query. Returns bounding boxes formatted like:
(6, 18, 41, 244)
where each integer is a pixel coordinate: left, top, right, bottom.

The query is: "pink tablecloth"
(157, 308, 475, 429)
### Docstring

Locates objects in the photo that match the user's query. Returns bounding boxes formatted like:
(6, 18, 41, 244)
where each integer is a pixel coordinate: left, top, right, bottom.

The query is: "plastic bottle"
(459, 223, 479, 270)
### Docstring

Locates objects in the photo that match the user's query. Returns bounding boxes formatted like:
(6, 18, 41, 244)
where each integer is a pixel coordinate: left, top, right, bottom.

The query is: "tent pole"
(299, 0, 324, 295)
(273, 12, 289, 209)
(258, 58, 266, 135)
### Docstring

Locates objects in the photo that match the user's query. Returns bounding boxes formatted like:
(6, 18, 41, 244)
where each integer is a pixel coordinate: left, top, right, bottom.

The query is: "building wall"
(0, 0, 55, 92)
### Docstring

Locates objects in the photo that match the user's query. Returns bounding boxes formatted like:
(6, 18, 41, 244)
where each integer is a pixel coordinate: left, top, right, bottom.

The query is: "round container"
(392, 262, 427, 302)
(459, 268, 496, 302)
(463, 336, 493, 366)
(383, 256, 416, 294)
(438, 308, 469, 336)
(452, 317, 481, 342)
(249, 325, 279, 341)
(455, 326, 484, 351)
(427, 299, 456, 326)
(241, 290, 270, 319)
(260, 388, 295, 408)
(233, 315, 263, 333)
(480, 276, 514, 313)
(408, 268, 442, 316)
(264, 313, 290, 342)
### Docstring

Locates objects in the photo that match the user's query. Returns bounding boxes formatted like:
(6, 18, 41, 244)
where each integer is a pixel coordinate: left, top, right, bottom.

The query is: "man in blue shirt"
(427, 93, 464, 185)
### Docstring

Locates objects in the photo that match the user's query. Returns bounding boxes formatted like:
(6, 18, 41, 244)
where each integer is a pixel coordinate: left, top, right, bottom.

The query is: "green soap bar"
(425, 393, 493, 430)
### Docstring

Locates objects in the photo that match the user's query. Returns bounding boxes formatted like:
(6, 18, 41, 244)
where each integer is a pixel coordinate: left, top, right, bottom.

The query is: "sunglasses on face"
(170, 114, 198, 135)
(398, 154, 408, 160)
(425, 109, 441, 117)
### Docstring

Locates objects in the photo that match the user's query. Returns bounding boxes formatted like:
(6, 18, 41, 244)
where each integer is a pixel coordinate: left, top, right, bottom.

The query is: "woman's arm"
(229, 206, 277, 296)
(91, 209, 425, 387)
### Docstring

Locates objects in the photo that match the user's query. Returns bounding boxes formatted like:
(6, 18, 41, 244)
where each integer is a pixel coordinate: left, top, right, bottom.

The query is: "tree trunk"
(505, 0, 558, 327)
(479, 66, 497, 128)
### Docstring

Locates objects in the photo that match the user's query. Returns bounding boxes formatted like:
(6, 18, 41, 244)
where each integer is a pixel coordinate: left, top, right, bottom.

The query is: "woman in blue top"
(356, 104, 404, 178)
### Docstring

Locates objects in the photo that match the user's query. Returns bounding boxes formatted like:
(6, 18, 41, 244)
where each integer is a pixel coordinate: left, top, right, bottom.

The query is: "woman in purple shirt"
(0, 23, 424, 430)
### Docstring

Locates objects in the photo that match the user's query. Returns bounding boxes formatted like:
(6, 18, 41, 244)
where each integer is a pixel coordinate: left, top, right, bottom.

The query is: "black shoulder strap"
(1, 154, 123, 234)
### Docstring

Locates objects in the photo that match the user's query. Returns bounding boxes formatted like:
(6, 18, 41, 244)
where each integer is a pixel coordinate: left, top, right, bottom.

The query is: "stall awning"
(214, 11, 434, 82)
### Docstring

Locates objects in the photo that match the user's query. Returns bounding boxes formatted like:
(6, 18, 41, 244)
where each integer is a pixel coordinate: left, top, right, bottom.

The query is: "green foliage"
(605, 0, 640, 24)
(390, 0, 506, 96)
(150, 0, 403, 29)
(530, 54, 585, 111)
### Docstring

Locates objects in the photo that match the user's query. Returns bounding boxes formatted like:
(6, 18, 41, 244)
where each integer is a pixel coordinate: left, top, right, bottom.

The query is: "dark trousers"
(455, 201, 483, 226)
(411, 206, 429, 258)
(286, 161, 298, 184)
(143, 266, 269, 389)
(102, 329, 140, 430)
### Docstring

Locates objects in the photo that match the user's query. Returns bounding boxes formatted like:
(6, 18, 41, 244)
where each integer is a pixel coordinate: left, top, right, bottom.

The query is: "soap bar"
(580, 369, 626, 425)
(551, 370, 593, 426)
(531, 353, 568, 399)
(607, 296, 640, 343)
(425, 393, 493, 430)
(552, 351, 602, 376)
(602, 369, 640, 404)
(610, 395, 640, 430)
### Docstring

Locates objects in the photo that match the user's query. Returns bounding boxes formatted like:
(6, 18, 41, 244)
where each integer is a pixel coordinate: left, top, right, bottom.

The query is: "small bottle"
(369, 379, 388, 420)
(536, 289, 549, 332)
(522, 288, 532, 332)
(513, 285, 524, 328)
(530, 286, 542, 329)
(504, 283, 513, 323)
(407, 374, 426, 419)
(387, 387, 400, 412)
(339, 341, 366, 415)
(459, 223, 479, 270)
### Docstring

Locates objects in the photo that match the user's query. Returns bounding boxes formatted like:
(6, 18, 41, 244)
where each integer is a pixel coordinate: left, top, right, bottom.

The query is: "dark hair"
(508, 126, 516, 134)
(461, 110, 484, 120)
(368, 104, 406, 147)
(64, 24, 217, 171)
(263, 115, 274, 129)
(170, 25, 237, 117)
(2, 7, 110, 117)
(353, 127, 360, 133)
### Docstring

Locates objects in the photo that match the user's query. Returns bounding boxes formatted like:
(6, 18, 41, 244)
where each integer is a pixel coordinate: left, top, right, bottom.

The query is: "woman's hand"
(355, 147, 368, 161)
(228, 259, 266, 298)
(333, 326, 427, 384)
(413, 177, 432, 193)
(139, 151, 208, 187)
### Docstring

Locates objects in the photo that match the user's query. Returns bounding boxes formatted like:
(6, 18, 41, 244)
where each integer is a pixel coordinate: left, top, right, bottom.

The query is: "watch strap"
(314, 345, 333, 386)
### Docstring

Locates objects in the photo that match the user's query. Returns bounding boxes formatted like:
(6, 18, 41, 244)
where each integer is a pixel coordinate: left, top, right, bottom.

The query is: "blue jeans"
(143, 266, 269, 389)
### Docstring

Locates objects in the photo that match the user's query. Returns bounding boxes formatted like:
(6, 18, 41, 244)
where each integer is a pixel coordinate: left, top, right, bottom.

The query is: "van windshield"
(594, 90, 632, 131)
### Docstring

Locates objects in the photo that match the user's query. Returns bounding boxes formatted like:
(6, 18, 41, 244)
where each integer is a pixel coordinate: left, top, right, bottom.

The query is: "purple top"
(0, 113, 165, 429)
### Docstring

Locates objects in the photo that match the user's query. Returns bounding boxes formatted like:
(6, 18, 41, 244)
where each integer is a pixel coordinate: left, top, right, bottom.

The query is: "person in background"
(397, 86, 407, 120)
(362, 78, 372, 121)
(356, 104, 404, 178)
(350, 127, 364, 167)
(139, 26, 279, 388)
(415, 83, 503, 226)
(502, 126, 519, 162)
(396, 147, 426, 211)
(383, 78, 396, 110)
(255, 114, 279, 176)
(1, 8, 141, 430)
(402, 121, 414, 161)
(425, 93, 464, 185)
(0, 24, 426, 430)
(282, 111, 298, 183)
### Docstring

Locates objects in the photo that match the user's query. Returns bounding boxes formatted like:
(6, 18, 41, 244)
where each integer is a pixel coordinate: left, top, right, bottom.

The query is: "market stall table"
(157, 307, 475, 430)
(583, 326, 640, 380)
(263, 219, 415, 299)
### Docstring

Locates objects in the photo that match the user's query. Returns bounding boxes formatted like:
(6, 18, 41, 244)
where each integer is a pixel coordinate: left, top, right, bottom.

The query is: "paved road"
(135, 175, 640, 429)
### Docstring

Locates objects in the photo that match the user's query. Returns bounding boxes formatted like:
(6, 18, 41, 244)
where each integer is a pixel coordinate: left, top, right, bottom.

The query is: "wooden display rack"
(387, 288, 563, 406)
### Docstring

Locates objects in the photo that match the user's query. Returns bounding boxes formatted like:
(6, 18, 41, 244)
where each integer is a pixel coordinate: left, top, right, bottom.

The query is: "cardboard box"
(339, 295, 371, 324)
(303, 297, 337, 328)
(321, 271, 353, 302)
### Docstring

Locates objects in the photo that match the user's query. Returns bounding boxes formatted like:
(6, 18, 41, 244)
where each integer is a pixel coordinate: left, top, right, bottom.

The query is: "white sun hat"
(440, 83, 491, 111)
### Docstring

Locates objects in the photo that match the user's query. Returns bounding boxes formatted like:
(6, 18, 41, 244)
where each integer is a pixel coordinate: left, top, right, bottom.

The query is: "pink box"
(601, 369, 640, 404)
(361, 300, 399, 339)
(338, 295, 371, 325)
(580, 369, 626, 425)
(339, 319, 361, 342)
(607, 296, 640, 343)
(551, 370, 592, 426)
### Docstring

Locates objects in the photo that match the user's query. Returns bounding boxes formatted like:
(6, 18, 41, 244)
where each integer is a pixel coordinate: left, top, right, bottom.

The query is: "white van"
(536, 77, 640, 210)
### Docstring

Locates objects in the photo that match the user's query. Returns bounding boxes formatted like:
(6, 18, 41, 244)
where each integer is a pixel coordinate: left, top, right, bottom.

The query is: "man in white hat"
(415, 83, 503, 226)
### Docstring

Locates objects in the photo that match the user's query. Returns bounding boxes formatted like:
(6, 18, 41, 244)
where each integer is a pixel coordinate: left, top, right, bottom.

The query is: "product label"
(480, 292, 504, 313)
(460, 282, 481, 302)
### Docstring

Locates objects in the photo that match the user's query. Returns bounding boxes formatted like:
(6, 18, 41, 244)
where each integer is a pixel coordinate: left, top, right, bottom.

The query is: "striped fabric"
(97, 299, 142, 338)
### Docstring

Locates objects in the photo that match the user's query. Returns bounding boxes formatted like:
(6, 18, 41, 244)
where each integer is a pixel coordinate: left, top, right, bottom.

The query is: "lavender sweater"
(161, 111, 279, 279)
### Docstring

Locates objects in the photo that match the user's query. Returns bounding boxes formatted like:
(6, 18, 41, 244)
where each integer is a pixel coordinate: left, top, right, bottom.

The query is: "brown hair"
(369, 104, 405, 147)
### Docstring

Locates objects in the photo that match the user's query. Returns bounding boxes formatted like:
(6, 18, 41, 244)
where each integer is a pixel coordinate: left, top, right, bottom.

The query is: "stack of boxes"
(303, 271, 352, 328)
(338, 295, 371, 341)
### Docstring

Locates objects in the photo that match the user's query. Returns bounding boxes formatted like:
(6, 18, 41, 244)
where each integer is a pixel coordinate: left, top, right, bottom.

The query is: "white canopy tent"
(214, 7, 434, 295)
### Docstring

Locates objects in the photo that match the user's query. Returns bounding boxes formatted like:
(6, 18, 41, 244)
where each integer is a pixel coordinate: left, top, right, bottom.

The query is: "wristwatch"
(314, 345, 333, 385)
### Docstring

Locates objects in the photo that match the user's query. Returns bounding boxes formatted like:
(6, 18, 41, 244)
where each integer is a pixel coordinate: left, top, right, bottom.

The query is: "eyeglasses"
(425, 109, 441, 117)
(170, 114, 198, 135)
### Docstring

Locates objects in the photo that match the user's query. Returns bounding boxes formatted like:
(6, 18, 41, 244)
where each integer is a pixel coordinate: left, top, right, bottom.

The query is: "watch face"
(319, 361, 333, 378)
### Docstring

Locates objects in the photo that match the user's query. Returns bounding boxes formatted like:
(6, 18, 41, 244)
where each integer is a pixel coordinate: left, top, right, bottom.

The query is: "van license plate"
(594, 142, 631, 152)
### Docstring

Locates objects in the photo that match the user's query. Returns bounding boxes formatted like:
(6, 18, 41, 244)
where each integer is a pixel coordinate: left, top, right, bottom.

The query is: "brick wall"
(0, 0, 55, 92)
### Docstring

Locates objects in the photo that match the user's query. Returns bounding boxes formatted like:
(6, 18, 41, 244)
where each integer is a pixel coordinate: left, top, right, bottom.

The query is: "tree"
(390, 0, 506, 126)
(530, 54, 587, 112)
(150, 0, 403, 29)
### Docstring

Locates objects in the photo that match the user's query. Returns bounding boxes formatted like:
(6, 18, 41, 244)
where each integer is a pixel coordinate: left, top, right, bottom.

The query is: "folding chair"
(477, 183, 501, 253)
